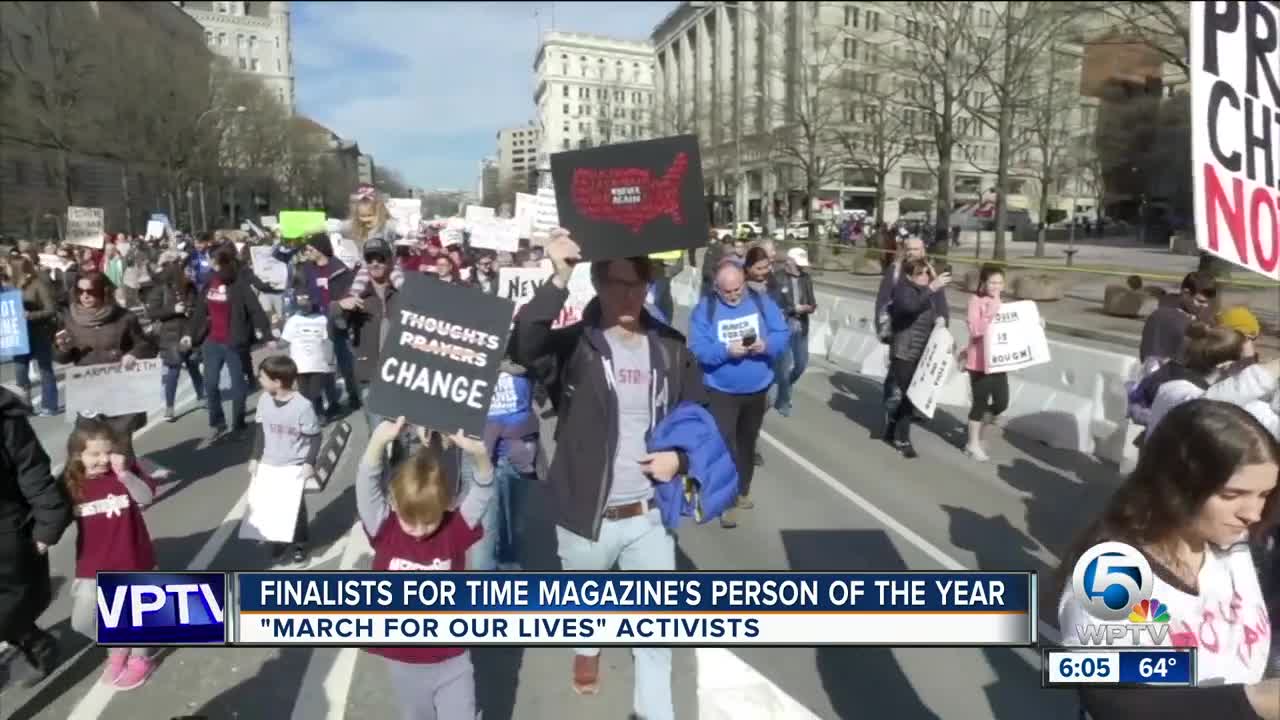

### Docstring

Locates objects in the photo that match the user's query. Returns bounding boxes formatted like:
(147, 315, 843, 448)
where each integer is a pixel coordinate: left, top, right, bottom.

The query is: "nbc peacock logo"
(1128, 599, 1172, 624)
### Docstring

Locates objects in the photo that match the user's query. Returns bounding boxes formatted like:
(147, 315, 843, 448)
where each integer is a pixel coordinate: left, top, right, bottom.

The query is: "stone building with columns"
(651, 1, 1103, 231)
(174, 0, 295, 113)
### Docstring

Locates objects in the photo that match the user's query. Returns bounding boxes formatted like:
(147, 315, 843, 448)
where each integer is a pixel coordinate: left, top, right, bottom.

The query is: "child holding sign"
(248, 356, 320, 567)
(963, 266, 1009, 462)
(356, 417, 495, 720)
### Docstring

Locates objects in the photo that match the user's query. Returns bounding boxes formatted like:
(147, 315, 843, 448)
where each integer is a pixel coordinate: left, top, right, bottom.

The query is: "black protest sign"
(366, 274, 514, 437)
(550, 134, 708, 261)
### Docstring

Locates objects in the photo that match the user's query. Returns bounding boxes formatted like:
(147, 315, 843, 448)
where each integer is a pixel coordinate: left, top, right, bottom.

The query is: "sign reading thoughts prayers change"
(366, 273, 515, 436)
(550, 134, 708, 261)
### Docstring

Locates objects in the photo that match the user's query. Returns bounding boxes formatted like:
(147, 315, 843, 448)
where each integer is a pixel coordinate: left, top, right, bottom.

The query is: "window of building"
(563, 85, 569, 97)
(275, 37, 280, 50)
(614, 91, 623, 102)
(843, 38, 856, 59)
(277, 58, 282, 72)
(564, 103, 571, 114)
(869, 11, 880, 31)
(236, 34, 244, 52)
(847, 7, 859, 27)
(217, 2, 229, 14)
(206, 31, 213, 45)
(218, 32, 227, 47)
(563, 139, 571, 150)
(562, 63, 568, 75)
(251, 58, 260, 72)
(239, 57, 247, 70)
(248, 36, 257, 54)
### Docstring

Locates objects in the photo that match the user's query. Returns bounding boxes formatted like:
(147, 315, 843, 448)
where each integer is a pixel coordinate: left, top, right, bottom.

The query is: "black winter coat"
(0, 389, 71, 640)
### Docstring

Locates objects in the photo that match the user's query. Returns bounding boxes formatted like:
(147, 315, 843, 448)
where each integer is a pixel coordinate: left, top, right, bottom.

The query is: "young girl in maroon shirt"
(356, 416, 494, 720)
(63, 419, 157, 690)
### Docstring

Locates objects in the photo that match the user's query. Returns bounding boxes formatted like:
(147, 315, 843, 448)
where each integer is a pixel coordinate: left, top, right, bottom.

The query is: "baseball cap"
(787, 247, 810, 267)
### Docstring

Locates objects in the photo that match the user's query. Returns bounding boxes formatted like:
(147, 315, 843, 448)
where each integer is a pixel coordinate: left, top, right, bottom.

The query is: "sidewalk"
(809, 270, 1280, 356)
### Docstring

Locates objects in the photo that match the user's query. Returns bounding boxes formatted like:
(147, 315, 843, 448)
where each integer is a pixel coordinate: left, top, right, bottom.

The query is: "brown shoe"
(720, 507, 739, 528)
(572, 653, 600, 695)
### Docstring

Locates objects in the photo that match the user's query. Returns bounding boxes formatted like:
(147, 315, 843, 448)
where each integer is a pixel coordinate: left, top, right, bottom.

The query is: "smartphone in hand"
(741, 330, 758, 347)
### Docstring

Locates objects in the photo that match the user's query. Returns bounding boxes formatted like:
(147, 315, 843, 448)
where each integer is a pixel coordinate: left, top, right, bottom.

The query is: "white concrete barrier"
(670, 267, 1144, 468)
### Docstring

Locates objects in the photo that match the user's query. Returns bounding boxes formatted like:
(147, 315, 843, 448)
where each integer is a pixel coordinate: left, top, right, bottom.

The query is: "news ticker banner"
(1041, 647, 1196, 688)
(96, 571, 1036, 647)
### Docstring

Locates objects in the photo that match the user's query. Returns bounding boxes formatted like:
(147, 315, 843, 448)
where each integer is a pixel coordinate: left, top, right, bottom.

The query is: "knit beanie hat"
(1217, 306, 1261, 338)
(306, 233, 334, 258)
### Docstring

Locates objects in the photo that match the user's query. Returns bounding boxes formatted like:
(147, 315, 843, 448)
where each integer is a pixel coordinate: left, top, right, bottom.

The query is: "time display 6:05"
(1046, 652, 1120, 683)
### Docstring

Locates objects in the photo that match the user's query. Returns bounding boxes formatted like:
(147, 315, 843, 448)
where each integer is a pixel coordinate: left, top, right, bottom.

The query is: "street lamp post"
(194, 105, 247, 232)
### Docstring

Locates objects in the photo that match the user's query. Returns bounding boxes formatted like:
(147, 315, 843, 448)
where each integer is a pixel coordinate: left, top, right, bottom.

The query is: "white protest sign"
(145, 220, 168, 240)
(66, 359, 164, 418)
(66, 207, 105, 248)
(716, 315, 761, 344)
(239, 464, 307, 543)
(440, 218, 466, 247)
(333, 235, 361, 268)
(498, 267, 552, 317)
(250, 246, 288, 289)
(465, 205, 495, 224)
(1191, 2, 1280, 280)
(983, 300, 1051, 373)
(906, 326, 956, 420)
(39, 254, 71, 272)
(387, 198, 421, 239)
(533, 186, 560, 237)
(326, 219, 343, 234)
(469, 217, 520, 252)
(489, 373, 520, 416)
(261, 215, 279, 230)
(514, 192, 537, 238)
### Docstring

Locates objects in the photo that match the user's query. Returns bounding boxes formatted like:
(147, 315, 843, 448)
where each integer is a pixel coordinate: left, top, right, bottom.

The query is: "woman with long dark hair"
(146, 253, 205, 421)
(7, 256, 60, 415)
(1057, 399, 1279, 719)
(53, 271, 154, 459)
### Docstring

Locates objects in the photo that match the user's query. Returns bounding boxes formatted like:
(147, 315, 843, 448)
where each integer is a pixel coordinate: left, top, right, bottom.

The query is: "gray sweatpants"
(383, 651, 476, 720)
(71, 578, 147, 656)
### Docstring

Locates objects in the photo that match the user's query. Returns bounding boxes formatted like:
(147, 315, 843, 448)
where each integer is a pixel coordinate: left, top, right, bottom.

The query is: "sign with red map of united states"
(550, 134, 708, 261)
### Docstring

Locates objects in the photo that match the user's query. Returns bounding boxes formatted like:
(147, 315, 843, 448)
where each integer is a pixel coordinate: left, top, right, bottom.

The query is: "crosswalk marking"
(289, 521, 370, 720)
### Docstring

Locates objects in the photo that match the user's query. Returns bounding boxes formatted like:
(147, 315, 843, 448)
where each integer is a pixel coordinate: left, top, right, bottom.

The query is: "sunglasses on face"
(364, 255, 388, 265)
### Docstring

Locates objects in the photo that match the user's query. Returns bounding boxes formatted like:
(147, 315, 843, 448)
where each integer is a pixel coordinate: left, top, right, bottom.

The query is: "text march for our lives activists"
(365, 272, 514, 436)
(94, 571, 1036, 647)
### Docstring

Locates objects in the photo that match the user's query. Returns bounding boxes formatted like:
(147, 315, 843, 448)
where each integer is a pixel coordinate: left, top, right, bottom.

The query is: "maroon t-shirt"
(365, 511, 482, 664)
(206, 276, 232, 344)
(313, 263, 334, 308)
(73, 470, 156, 579)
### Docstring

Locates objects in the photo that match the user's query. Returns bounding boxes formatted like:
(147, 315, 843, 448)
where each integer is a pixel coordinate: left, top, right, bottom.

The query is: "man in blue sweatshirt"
(689, 261, 789, 528)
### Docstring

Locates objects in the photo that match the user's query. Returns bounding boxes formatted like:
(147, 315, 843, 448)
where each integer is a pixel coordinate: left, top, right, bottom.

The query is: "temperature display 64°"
(1042, 648, 1196, 688)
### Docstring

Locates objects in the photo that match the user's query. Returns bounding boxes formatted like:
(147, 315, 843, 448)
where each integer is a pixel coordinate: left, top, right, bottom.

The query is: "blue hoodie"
(688, 288, 789, 394)
(648, 402, 739, 529)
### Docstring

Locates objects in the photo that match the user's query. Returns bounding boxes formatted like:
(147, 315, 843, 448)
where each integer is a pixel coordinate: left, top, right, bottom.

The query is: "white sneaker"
(964, 444, 990, 462)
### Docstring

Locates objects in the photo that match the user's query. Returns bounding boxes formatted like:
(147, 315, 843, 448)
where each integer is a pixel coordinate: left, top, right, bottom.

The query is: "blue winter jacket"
(647, 402, 739, 529)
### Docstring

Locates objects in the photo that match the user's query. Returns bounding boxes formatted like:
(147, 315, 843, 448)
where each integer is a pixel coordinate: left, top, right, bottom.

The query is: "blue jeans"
(202, 341, 246, 429)
(14, 331, 57, 412)
(772, 323, 810, 412)
(163, 353, 204, 409)
(467, 458, 533, 569)
(556, 509, 675, 720)
(333, 335, 359, 408)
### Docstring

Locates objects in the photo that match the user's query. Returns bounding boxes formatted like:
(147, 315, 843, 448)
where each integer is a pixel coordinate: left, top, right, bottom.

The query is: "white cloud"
(294, 1, 676, 188)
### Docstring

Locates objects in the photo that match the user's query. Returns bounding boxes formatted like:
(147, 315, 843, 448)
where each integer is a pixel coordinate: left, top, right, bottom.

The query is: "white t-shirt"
(1058, 544, 1272, 686)
(281, 314, 335, 374)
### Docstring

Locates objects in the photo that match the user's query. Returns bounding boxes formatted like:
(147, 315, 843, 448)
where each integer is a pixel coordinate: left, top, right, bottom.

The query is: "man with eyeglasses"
(1140, 271, 1218, 366)
(340, 242, 398, 436)
(511, 230, 703, 719)
(689, 261, 789, 528)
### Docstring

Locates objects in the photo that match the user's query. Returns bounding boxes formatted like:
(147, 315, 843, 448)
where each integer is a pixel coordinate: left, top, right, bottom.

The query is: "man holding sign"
(511, 230, 703, 716)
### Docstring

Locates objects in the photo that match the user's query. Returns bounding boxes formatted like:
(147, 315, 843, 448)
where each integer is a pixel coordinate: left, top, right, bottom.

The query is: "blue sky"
(293, 1, 677, 191)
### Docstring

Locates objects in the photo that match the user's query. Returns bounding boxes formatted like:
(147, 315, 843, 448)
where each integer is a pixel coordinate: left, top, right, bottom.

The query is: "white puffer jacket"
(1149, 362, 1280, 438)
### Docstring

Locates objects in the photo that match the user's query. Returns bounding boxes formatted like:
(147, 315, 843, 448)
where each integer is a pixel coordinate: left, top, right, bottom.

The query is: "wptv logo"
(95, 572, 227, 646)
(1071, 542, 1173, 646)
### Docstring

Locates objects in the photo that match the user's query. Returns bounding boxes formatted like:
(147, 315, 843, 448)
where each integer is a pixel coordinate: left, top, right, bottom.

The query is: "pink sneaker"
(112, 655, 153, 690)
(100, 651, 128, 685)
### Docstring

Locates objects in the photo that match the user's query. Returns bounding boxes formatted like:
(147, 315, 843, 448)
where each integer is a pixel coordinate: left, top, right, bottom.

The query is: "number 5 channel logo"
(1071, 541, 1154, 622)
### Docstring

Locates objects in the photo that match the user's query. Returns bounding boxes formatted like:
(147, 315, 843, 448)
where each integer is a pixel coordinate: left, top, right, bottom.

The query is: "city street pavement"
(0, 304, 1102, 719)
